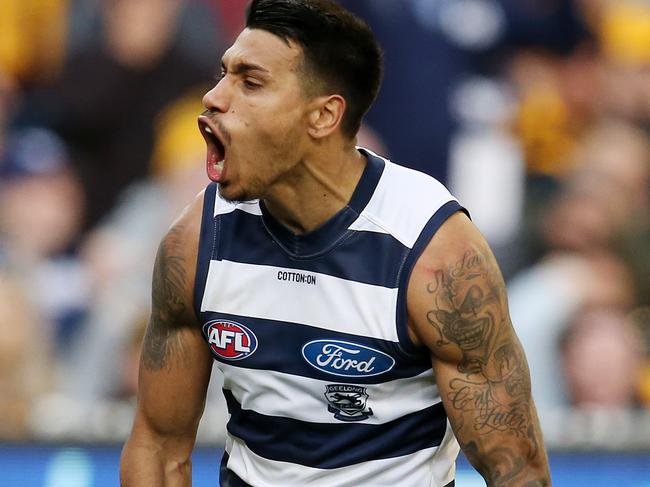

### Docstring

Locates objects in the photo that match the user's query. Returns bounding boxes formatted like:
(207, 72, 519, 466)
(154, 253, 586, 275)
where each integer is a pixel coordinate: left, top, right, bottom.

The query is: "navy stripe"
(223, 389, 448, 469)
(348, 149, 385, 214)
(395, 201, 467, 355)
(194, 183, 219, 319)
(201, 312, 430, 384)
(216, 209, 408, 287)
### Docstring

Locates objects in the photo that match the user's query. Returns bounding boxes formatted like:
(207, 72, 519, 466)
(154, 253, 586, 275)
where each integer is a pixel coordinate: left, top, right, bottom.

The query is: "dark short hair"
(246, 0, 383, 138)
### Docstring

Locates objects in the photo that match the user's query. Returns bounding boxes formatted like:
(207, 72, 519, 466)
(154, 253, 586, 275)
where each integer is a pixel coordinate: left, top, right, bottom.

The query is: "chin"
(217, 183, 258, 203)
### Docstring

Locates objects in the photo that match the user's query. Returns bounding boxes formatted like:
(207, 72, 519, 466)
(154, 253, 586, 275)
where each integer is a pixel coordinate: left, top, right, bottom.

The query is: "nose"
(202, 78, 230, 113)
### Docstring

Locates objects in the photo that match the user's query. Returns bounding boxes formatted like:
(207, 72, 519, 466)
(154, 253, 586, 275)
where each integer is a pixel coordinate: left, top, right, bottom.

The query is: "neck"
(263, 140, 366, 235)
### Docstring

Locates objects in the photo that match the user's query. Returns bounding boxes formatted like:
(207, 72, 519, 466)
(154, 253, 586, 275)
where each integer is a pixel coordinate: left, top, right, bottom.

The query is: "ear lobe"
(307, 95, 346, 139)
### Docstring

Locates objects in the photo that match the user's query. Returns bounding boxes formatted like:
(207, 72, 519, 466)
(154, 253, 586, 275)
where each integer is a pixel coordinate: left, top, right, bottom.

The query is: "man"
(120, 1, 551, 485)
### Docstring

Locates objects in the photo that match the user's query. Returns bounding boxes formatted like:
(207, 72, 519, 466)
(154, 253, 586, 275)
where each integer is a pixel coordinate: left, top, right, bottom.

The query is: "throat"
(263, 197, 332, 235)
(263, 148, 368, 235)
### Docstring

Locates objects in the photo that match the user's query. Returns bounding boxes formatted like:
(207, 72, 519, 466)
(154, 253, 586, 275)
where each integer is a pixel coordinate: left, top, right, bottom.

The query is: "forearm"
(120, 435, 193, 487)
(453, 402, 550, 486)
(438, 346, 550, 487)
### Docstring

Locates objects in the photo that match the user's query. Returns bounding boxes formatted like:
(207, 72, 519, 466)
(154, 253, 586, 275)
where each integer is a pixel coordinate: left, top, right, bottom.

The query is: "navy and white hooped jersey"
(194, 148, 465, 487)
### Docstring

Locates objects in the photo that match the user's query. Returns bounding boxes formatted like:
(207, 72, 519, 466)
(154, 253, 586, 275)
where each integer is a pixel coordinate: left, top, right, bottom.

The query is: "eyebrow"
(221, 60, 270, 76)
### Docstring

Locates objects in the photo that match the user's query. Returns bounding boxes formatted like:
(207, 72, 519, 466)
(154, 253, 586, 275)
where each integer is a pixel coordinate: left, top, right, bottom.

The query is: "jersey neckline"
(258, 148, 385, 259)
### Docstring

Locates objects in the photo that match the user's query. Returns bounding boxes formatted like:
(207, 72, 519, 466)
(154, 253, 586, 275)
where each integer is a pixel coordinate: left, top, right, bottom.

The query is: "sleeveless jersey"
(194, 149, 464, 487)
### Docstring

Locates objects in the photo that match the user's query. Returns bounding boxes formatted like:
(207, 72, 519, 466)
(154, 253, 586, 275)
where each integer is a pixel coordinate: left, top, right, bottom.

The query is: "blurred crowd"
(0, 0, 649, 445)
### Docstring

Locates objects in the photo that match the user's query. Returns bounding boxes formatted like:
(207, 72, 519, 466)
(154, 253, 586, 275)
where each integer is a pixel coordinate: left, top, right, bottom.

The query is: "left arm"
(407, 212, 551, 486)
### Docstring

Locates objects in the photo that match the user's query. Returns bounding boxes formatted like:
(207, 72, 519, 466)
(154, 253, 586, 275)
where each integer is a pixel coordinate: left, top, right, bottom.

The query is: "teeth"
(204, 126, 213, 134)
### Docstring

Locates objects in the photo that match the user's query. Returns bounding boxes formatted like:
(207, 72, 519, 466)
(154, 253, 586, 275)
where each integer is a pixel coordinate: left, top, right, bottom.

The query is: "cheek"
(246, 95, 305, 135)
(245, 116, 304, 159)
(228, 97, 307, 180)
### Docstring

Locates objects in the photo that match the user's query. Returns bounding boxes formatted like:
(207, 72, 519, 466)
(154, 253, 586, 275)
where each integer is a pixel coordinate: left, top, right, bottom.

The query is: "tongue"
(207, 158, 225, 182)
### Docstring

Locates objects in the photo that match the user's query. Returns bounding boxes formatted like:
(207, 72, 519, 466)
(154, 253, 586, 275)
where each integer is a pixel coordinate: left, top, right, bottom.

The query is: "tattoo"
(426, 248, 549, 484)
(462, 440, 526, 486)
(448, 377, 528, 436)
(462, 429, 548, 487)
(141, 224, 191, 371)
(496, 343, 527, 397)
(426, 250, 501, 373)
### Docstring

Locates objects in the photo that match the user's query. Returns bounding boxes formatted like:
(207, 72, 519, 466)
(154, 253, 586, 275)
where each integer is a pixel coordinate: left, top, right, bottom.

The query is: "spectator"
(0, 128, 89, 353)
(508, 119, 645, 423)
(65, 87, 209, 402)
(16, 0, 221, 231)
(561, 306, 644, 409)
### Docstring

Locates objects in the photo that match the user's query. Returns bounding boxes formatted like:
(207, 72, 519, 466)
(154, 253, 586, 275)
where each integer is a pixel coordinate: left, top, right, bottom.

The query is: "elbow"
(165, 456, 192, 479)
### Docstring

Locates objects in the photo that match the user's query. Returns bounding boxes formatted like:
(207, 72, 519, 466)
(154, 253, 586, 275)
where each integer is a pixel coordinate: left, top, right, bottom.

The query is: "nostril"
(202, 84, 224, 110)
(203, 87, 229, 113)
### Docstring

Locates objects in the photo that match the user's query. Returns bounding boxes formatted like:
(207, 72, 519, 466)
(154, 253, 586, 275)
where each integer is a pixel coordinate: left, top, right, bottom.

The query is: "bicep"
(135, 205, 213, 440)
(408, 213, 549, 483)
(137, 321, 213, 439)
(418, 228, 532, 439)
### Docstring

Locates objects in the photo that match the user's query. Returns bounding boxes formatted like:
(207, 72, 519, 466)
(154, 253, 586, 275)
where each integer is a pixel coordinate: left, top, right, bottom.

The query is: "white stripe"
(431, 421, 460, 487)
(214, 194, 262, 216)
(220, 364, 440, 424)
(348, 214, 393, 236)
(225, 437, 448, 487)
(201, 260, 400, 342)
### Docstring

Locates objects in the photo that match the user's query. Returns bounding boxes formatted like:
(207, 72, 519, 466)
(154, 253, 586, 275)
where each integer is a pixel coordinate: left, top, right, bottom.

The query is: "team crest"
(325, 384, 373, 422)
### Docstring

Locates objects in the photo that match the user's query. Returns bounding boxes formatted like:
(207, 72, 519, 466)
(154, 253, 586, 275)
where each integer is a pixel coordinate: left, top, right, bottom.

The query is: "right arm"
(120, 191, 213, 486)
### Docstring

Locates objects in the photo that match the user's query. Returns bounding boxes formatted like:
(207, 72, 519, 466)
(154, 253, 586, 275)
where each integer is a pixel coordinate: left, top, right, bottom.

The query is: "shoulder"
(406, 212, 504, 351)
(410, 211, 485, 270)
(359, 153, 462, 248)
(161, 188, 205, 263)
(152, 189, 206, 320)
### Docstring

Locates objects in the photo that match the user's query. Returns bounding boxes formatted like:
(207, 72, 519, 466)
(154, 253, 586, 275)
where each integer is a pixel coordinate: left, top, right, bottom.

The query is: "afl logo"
(204, 320, 258, 361)
(302, 340, 395, 378)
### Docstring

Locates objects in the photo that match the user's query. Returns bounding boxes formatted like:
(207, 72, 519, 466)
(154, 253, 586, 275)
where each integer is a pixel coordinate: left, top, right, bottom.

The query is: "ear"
(307, 95, 346, 139)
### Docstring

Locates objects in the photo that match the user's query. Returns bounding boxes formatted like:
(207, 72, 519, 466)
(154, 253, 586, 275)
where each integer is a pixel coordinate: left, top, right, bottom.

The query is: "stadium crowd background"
(1, 0, 650, 454)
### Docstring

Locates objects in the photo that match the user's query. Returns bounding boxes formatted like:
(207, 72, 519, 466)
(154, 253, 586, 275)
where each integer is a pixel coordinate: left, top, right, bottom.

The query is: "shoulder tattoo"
(141, 224, 192, 371)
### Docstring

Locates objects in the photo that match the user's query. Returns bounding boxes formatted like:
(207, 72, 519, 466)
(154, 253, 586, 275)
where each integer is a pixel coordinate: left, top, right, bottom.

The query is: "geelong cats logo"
(325, 384, 374, 422)
(302, 340, 395, 377)
(204, 320, 258, 360)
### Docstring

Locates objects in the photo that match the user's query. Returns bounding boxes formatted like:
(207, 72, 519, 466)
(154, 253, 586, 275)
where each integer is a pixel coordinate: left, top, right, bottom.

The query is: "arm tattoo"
(426, 248, 549, 485)
(141, 224, 192, 371)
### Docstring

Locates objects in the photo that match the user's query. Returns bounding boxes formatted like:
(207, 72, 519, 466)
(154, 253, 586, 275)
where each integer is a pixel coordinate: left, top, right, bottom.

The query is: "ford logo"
(302, 340, 395, 377)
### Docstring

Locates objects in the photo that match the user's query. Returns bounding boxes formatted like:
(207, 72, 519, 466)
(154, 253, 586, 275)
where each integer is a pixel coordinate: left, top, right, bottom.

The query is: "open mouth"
(198, 116, 226, 182)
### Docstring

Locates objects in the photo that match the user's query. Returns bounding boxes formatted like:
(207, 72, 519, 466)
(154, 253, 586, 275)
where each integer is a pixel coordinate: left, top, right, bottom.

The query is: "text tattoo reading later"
(425, 248, 546, 484)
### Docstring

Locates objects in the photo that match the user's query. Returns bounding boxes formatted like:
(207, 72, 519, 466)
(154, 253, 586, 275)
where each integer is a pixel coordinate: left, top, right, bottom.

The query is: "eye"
(243, 78, 262, 90)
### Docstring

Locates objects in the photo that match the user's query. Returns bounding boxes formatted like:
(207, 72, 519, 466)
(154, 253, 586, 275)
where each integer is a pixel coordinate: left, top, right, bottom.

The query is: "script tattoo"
(426, 248, 548, 485)
(141, 224, 191, 371)
(447, 342, 530, 436)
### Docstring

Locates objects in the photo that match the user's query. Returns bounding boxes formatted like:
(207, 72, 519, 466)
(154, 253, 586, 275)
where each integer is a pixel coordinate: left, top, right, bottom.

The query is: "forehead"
(223, 28, 303, 73)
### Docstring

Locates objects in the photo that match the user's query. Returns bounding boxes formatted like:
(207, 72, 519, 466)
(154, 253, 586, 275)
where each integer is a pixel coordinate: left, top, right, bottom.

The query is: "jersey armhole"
(395, 201, 469, 355)
(193, 182, 219, 320)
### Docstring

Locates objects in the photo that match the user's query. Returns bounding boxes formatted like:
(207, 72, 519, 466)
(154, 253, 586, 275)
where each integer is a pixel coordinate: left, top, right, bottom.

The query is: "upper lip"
(198, 114, 226, 148)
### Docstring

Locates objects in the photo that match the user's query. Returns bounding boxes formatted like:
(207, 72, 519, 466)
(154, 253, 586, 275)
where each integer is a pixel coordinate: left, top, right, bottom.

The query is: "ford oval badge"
(302, 339, 395, 377)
